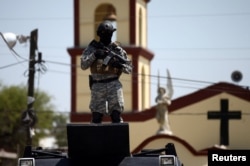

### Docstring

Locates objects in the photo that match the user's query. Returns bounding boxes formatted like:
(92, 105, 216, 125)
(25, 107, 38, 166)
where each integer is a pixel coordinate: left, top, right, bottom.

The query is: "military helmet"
(97, 21, 116, 36)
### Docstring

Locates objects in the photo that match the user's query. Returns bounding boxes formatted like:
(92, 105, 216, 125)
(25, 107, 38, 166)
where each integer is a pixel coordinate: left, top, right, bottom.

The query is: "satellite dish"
(231, 70, 243, 83)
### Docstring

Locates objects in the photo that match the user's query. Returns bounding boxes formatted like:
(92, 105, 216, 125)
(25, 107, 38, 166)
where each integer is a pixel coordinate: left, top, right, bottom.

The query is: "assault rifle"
(102, 46, 130, 66)
(90, 40, 131, 67)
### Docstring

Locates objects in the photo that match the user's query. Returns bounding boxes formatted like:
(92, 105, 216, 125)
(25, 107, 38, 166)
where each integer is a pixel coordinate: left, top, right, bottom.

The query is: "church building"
(67, 0, 250, 165)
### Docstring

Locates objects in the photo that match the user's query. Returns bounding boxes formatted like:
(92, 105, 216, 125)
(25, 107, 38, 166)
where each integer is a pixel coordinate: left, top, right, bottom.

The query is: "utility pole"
(26, 29, 38, 145)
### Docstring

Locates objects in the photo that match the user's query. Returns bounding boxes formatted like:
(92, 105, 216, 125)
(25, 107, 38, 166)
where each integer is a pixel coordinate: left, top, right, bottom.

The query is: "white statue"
(155, 69, 173, 135)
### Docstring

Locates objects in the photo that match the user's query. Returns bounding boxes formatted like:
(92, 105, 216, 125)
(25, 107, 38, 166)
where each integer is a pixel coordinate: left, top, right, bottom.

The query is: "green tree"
(52, 113, 68, 148)
(0, 83, 68, 157)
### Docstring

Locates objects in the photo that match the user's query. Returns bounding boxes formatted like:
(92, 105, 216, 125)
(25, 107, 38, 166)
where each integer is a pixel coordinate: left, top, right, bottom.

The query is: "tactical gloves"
(110, 60, 124, 69)
(95, 49, 107, 59)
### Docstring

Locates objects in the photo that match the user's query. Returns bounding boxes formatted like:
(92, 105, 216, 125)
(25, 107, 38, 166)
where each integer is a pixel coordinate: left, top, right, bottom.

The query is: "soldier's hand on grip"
(95, 49, 107, 59)
(110, 59, 124, 69)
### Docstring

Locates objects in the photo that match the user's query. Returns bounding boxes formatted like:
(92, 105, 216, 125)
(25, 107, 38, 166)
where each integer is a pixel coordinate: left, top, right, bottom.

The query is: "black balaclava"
(99, 31, 113, 46)
(97, 21, 116, 46)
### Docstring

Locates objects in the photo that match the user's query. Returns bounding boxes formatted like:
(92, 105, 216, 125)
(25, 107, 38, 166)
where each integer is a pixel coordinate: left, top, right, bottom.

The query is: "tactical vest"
(90, 58, 122, 75)
(89, 41, 123, 75)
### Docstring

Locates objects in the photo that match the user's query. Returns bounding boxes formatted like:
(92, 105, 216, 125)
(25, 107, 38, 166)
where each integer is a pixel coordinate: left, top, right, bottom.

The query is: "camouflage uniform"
(81, 40, 132, 118)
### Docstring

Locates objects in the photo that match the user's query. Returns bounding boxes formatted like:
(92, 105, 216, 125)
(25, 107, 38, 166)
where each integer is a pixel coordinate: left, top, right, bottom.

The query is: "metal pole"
(26, 29, 38, 145)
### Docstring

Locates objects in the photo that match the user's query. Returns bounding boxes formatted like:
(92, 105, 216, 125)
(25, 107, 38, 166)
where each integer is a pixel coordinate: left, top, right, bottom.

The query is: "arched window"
(94, 4, 117, 41)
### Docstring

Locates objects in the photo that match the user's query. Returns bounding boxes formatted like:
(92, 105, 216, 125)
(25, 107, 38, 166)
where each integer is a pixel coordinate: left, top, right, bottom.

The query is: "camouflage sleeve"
(80, 46, 96, 70)
(118, 47, 132, 74)
(122, 62, 133, 74)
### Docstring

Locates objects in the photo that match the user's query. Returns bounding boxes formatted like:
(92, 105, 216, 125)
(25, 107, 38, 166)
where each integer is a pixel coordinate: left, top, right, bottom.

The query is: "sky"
(0, 0, 250, 114)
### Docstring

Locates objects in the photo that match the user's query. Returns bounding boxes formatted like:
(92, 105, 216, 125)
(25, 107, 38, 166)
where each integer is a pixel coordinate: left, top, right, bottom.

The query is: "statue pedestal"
(157, 129, 173, 135)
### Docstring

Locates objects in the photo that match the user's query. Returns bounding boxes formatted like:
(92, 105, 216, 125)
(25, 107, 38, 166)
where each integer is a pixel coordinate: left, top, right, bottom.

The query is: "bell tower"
(68, 0, 154, 122)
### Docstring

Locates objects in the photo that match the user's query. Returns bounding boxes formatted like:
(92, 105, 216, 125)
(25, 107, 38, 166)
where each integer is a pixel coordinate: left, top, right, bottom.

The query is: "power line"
(153, 58, 250, 62)
(44, 60, 250, 88)
(148, 47, 250, 50)
(0, 60, 27, 69)
(1, 57, 248, 91)
(0, 17, 73, 21)
(3, 52, 250, 63)
(148, 12, 250, 18)
(43, 61, 250, 95)
(0, 11, 249, 21)
(1, 56, 249, 98)
(45, 60, 79, 67)
(171, 112, 250, 116)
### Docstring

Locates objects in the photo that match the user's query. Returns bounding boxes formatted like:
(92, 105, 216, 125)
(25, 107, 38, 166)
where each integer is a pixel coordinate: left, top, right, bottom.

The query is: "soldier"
(81, 21, 132, 123)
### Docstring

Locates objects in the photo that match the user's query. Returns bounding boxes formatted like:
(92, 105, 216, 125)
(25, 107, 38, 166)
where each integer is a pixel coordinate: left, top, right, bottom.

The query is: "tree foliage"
(52, 113, 68, 148)
(0, 83, 68, 157)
